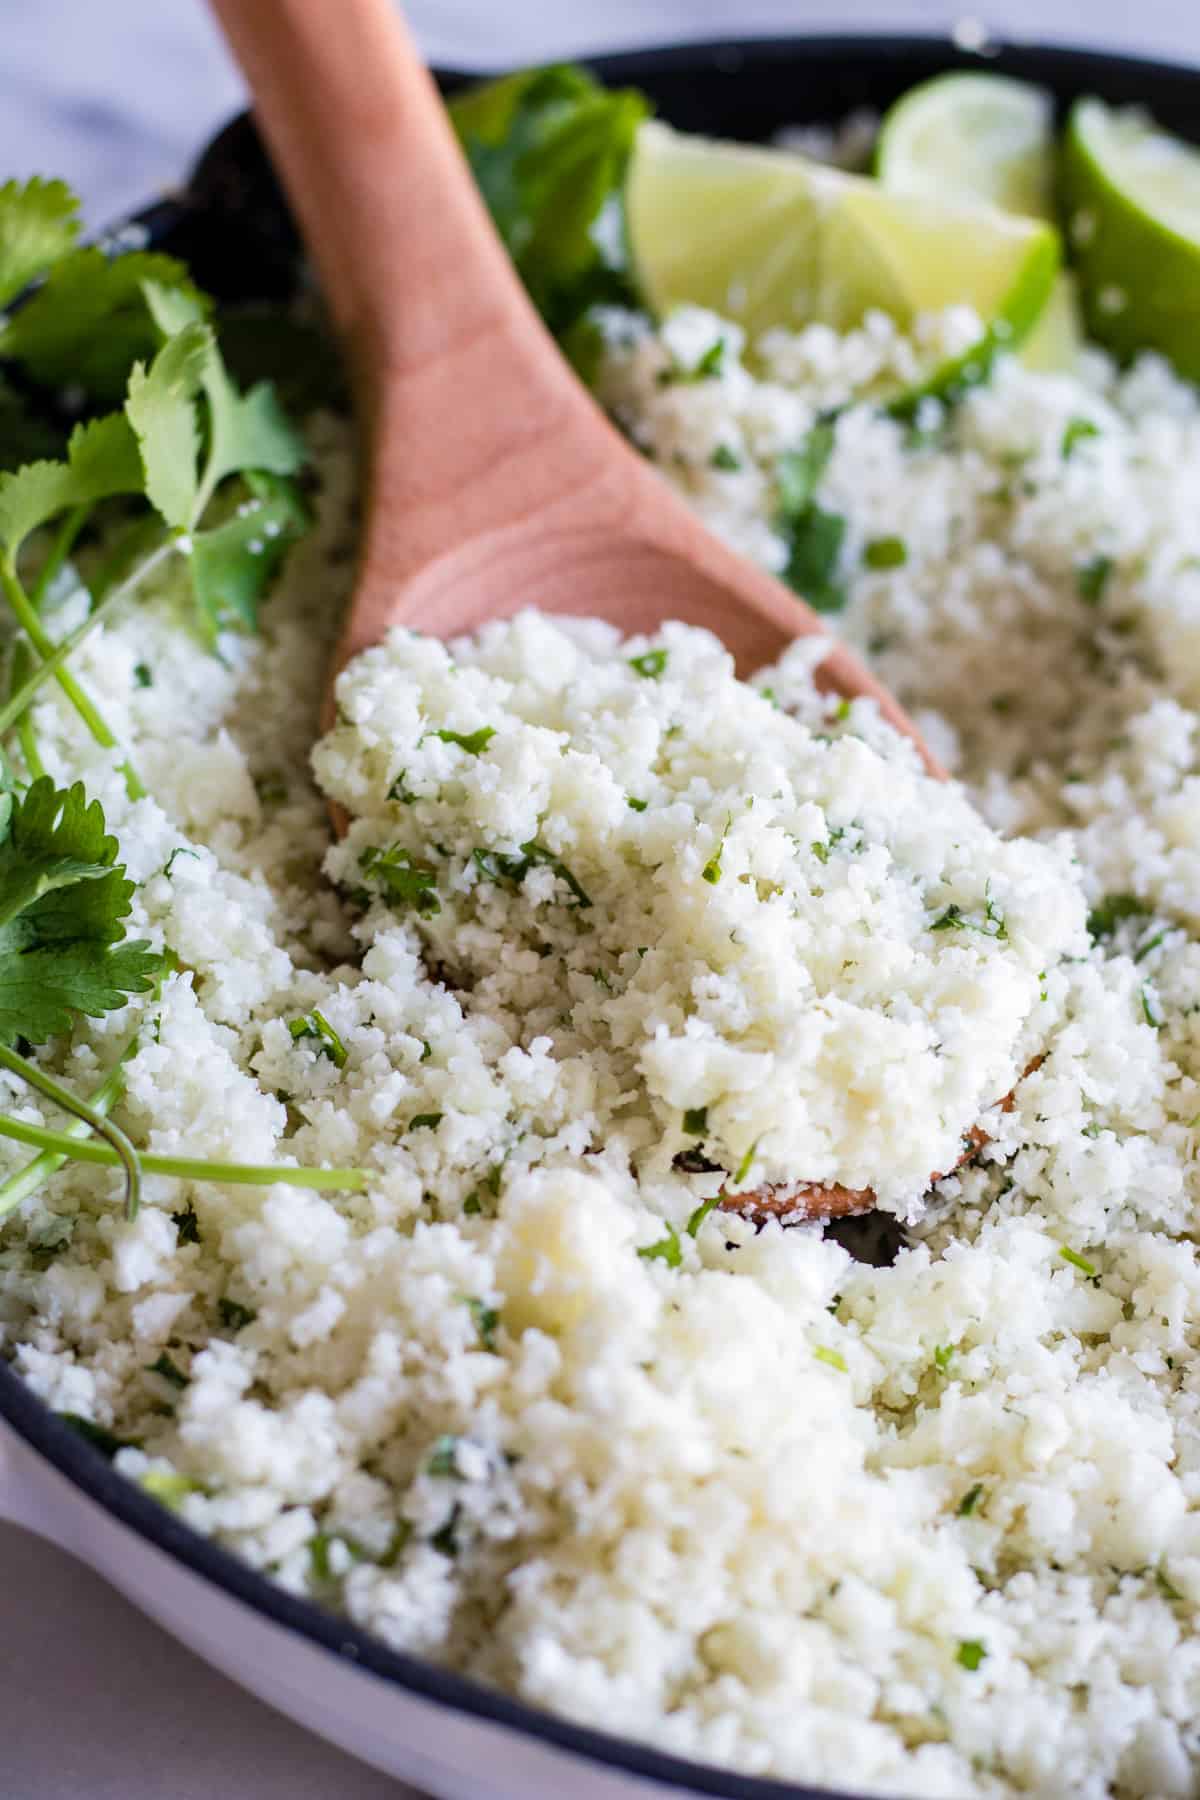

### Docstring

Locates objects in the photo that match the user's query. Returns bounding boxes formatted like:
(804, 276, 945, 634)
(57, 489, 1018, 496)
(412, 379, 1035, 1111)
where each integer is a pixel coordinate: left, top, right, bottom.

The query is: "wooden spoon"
(209, 0, 937, 768)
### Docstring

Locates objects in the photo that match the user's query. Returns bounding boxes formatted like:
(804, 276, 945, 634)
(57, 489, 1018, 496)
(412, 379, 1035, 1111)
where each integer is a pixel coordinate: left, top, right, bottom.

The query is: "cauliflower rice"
(5, 309, 1200, 1798)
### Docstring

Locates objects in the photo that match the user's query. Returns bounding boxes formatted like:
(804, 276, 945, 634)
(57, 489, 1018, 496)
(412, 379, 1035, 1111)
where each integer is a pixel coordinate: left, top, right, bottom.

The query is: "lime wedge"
(876, 71, 1056, 219)
(1062, 98, 1200, 379)
(626, 120, 1059, 399)
(876, 72, 1081, 373)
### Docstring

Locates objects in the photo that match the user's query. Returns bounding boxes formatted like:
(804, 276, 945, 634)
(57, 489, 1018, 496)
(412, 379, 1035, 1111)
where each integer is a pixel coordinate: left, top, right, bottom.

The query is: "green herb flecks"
(218, 1297, 257, 1332)
(683, 1106, 708, 1136)
(427, 1434, 462, 1478)
(146, 1350, 189, 1390)
(171, 1201, 200, 1245)
(1077, 554, 1113, 604)
(958, 1483, 985, 1517)
(1059, 1245, 1099, 1280)
(702, 814, 732, 885)
(1087, 893, 1147, 940)
(775, 422, 847, 612)
(686, 1195, 719, 1237)
(956, 1639, 987, 1672)
(1061, 416, 1100, 458)
(473, 840, 591, 909)
(629, 648, 668, 679)
(710, 443, 741, 471)
(359, 844, 441, 918)
(466, 1296, 500, 1351)
(638, 1223, 683, 1267)
(863, 535, 907, 569)
(432, 725, 496, 755)
(814, 1345, 848, 1373)
(289, 1008, 347, 1069)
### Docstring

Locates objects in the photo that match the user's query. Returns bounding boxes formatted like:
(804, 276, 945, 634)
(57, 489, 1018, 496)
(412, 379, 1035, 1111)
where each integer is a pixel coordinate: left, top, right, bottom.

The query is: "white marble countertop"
(2, 3, 1198, 1798)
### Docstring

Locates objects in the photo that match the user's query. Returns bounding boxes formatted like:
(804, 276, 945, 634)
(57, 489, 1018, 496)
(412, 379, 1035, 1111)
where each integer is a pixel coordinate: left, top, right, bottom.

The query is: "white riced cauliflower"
(5, 313, 1200, 1798)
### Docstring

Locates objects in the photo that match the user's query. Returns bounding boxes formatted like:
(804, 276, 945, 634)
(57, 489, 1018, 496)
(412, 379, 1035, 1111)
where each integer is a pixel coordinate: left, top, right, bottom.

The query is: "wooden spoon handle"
(209, 0, 545, 402)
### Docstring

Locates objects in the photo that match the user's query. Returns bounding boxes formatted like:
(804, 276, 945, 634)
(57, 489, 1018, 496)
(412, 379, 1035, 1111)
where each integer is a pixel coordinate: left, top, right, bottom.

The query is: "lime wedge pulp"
(875, 71, 1056, 219)
(625, 120, 1059, 398)
(1062, 98, 1200, 379)
(876, 71, 1082, 374)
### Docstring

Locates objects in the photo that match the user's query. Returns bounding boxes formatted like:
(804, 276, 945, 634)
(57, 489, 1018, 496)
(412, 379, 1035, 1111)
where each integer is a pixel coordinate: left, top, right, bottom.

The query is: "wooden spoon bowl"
(210, 0, 937, 764)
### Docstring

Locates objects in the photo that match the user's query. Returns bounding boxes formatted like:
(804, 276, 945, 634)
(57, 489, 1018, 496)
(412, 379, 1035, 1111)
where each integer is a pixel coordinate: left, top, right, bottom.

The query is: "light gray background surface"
(3, 2, 1199, 1797)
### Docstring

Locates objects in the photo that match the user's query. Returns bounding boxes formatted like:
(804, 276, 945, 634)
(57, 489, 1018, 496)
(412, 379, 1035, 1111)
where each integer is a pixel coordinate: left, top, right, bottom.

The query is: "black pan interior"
(1, 33, 1198, 1800)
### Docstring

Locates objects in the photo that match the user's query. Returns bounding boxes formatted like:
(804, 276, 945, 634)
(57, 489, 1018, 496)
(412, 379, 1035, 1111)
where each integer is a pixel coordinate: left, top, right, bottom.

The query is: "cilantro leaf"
(0, 413, 142, 564)
(189, 473, 309, 638)
(450, 64, 649, 337)
(0, 249, 209, 404)
(0, 776, 162, 1045)
(124, 322, 210, 531)
(0, 178, 80, 311)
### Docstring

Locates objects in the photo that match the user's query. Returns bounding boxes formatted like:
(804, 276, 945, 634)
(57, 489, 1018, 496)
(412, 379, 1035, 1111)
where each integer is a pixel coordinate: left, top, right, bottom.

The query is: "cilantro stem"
(0, 1038, 133, 1220)
(9, 642, 44, 780)
(0, 551, 147, 799)
(0, 539, 176, 746)
(31, 504, 90, 612)
(0, 1041, 143, 1220)
(0, 1112, 367, 1193)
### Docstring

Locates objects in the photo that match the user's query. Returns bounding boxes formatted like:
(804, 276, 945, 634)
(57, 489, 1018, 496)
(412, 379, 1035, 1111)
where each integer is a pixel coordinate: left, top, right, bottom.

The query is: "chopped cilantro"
(1077, 554, 1113, 604)
(133, 662, 152, 688)
(732, 1137, 760, 1186)
(288, 1008, 347, 1069)
(388, 773, 417, 804)
(933, 1344, 956, 1372)
(430, 1503, 461, 1557)
(776, 422, 846, 612)
(419, 1039, 433, 1063)
(473, 840, 591, 909)
(958, 1483, 985, 1517)
(812, 839, 830, 864)
(1059, 1245, 1098, 1279)
(638, 1223, 683, 1267)
(1133, 929, 1166, 964)
(929, 894, 1007, 940)
(709, 443, 741, 471)
(629, 648, 668, 679)
(1061, 416, 1100, 458)
(427, 1434, 461, 1478)
(863, 535, 907, 569)
(702, 814, 732, 885)
(408, 1112, 443, 1132)
(466, 1296, 500, 1351)
(626, 796, 648, 812)
(1141, 983, 1165, 1029)
(814, 1346, 847, 1373)
(683, 1106, 708, 1136)
(163, 846, 200, 878)
(358, 844, 440, 917)
(1087, 893, 1146, 940)
(686, 1195, 719, 1237)
(146, 1350, 189, 1389)
(433, 725, 496, 755)
(956, 1639, 987, 1672)
(171, 1201, 200, 1245)
(218, 1296, 256, 1332)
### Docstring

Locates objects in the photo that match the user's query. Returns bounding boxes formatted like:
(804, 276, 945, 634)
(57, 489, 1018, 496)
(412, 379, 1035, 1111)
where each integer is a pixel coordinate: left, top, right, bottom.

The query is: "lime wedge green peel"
(876, 71, 1081, 374)
(626, 119, 1059, 410)
(1062, 98, 1200, 380)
